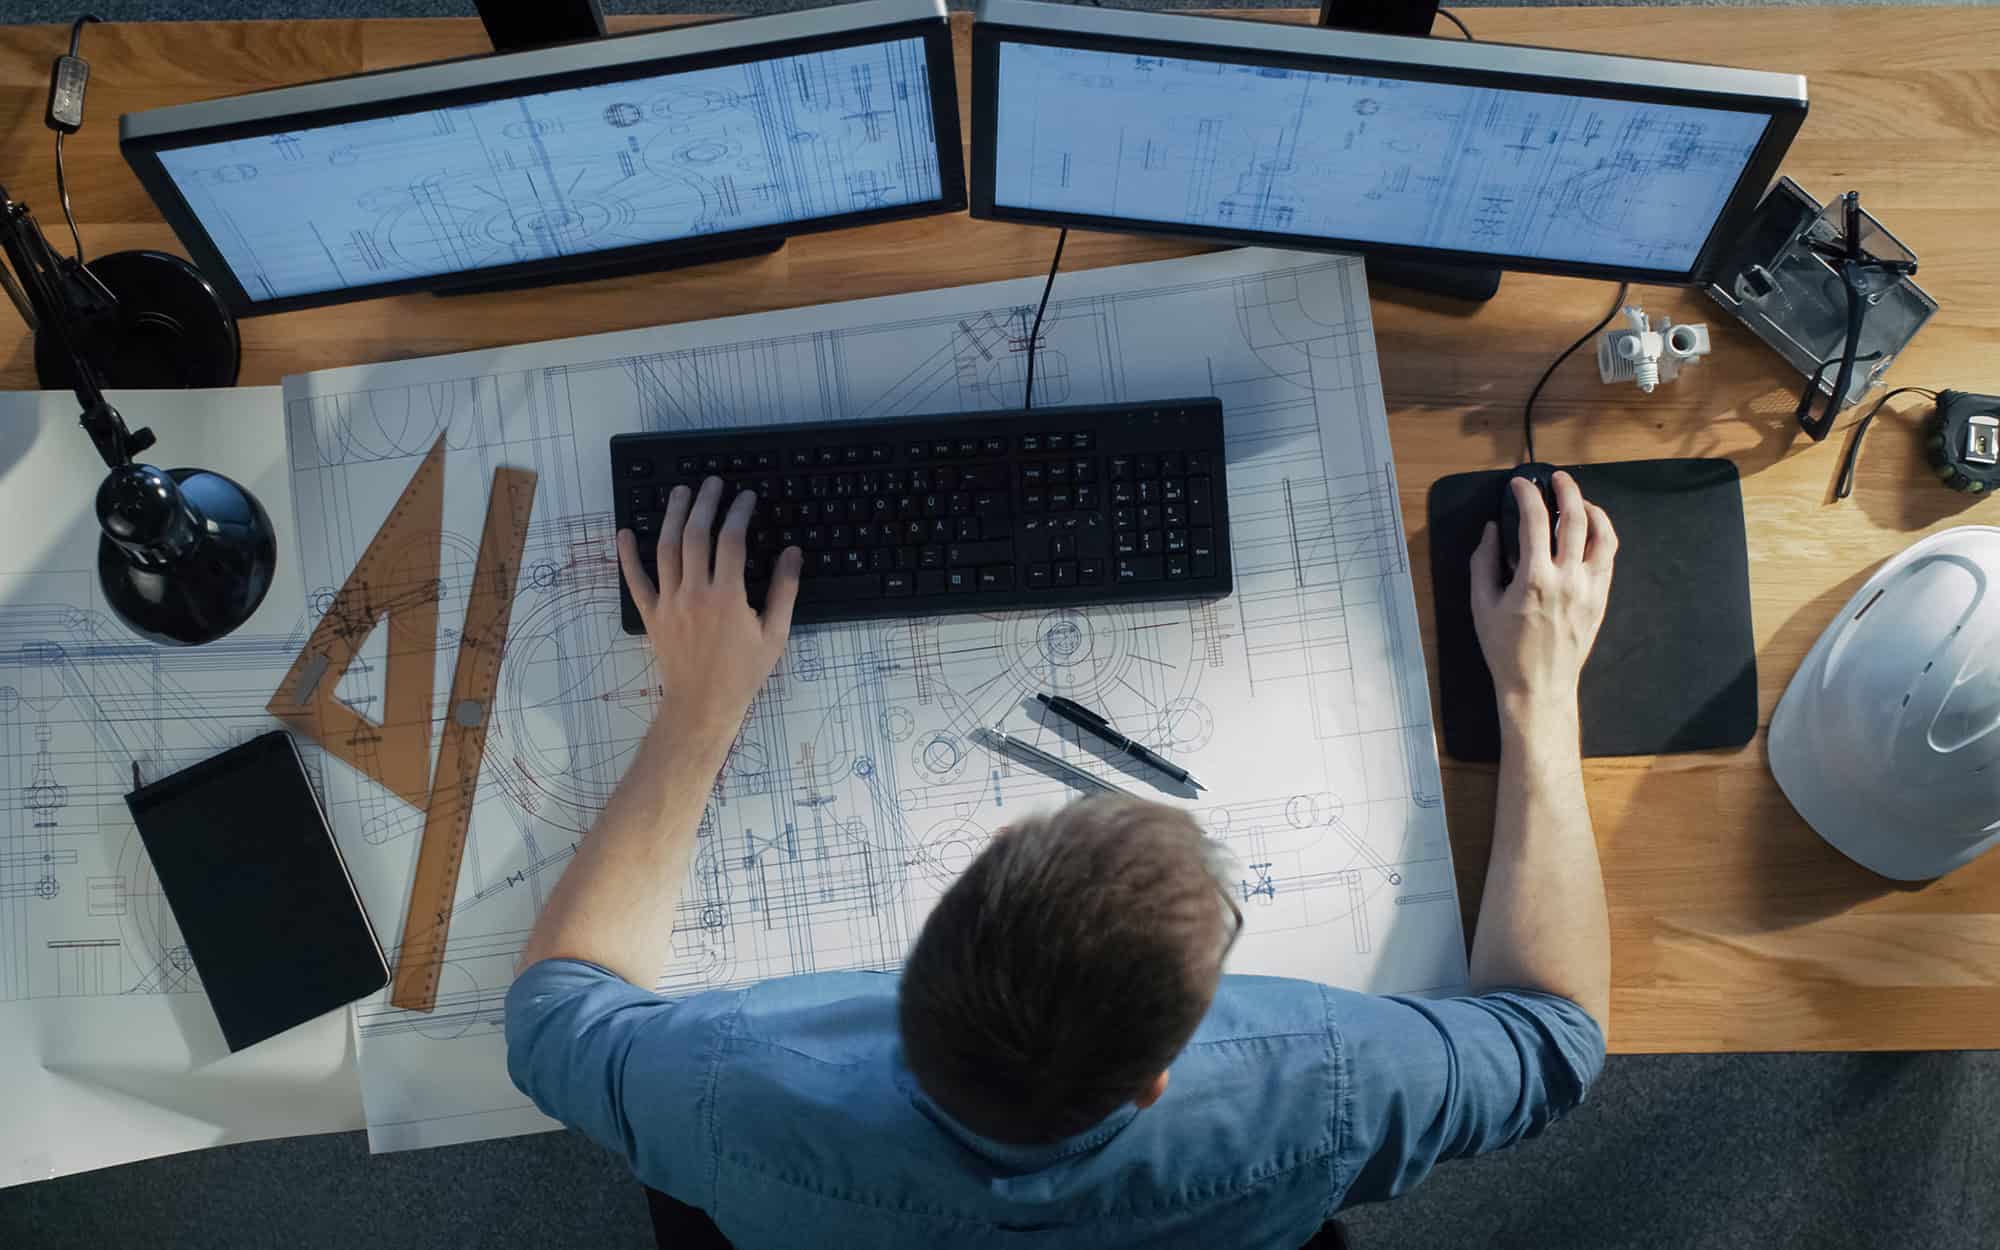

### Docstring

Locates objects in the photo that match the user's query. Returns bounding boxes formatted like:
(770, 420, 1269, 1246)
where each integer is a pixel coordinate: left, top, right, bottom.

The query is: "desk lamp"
(0, 183, 275, 645)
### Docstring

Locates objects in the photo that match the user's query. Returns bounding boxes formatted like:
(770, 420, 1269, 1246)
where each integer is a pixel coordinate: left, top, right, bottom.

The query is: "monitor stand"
(1317, 0, 1503, 305)
(444, 0, 788, 298)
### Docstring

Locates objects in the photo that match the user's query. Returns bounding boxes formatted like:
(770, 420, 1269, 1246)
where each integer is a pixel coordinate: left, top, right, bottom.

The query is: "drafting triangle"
(267, 434, 446, 808)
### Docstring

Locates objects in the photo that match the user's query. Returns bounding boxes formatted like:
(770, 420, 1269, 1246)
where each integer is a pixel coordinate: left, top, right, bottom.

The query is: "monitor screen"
(970, 0, 1807, 285)
(154, 39, 944, 303)
(992, 43, 1767, 274)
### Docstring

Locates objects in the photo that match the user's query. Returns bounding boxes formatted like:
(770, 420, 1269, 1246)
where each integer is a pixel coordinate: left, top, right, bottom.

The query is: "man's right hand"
(1468, 470, 1616, 722)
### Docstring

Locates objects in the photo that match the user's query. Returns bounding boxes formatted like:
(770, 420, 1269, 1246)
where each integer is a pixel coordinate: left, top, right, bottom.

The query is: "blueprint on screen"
(157, 38, 944, 301)
(991, 43, 1768, 272)
(280, 247, 1468, 1151)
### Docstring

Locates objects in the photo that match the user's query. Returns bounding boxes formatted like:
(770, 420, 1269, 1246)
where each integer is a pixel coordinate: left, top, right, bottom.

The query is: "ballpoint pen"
(1034, 693, 1206, 791)
(976, 727, 1137, 798)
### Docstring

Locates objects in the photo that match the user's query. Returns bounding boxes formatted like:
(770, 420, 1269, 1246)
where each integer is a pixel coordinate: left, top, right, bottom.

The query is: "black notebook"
(125, 731, 388, 1052)
(1427, 458, 1759, 761)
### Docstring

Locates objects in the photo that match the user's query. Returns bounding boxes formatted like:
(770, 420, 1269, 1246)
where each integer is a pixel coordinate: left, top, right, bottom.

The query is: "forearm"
(1467, 698, 1610, 1031)
(516, 721, 724, 986)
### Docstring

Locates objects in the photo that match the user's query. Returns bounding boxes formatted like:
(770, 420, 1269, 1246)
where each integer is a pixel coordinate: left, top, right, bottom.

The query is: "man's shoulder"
(724, 970, 903, 1063)
(1193, 974, 1334, 1043)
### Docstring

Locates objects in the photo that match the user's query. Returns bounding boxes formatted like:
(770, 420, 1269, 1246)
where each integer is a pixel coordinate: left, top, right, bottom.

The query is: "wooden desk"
(3, 8, 1997, 1053)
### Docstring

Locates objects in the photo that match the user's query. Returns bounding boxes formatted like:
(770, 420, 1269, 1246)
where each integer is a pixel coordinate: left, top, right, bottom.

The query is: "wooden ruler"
(389, 463, 537, 1012)
(267, 434, 445, 808)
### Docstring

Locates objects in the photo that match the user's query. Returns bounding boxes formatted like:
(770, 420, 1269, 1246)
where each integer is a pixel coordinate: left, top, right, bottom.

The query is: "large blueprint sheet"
(281, 247, 1467, 1152)
(0, 390, 362, 1189)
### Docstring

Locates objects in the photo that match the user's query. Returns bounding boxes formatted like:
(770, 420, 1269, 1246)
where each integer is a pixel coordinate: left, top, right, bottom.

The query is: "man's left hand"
(615, 476, 803, 766)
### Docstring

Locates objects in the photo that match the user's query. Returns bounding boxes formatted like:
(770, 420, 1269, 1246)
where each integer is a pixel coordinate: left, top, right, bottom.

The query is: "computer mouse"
(1498, 462, 1559, 580)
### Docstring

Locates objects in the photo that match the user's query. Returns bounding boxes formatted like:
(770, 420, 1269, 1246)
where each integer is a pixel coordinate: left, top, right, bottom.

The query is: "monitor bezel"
(969, 7, 1806, 287)
(120, 13, 967, 317)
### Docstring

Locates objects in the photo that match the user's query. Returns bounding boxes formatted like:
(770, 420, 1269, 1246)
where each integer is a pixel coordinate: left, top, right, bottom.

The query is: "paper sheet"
(0, 389, 364, 1188)
(279, 247, 1468, 1153)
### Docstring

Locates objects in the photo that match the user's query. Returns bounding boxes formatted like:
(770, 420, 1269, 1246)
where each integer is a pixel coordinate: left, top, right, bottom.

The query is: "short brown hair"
(898, 796, 1232, 1145)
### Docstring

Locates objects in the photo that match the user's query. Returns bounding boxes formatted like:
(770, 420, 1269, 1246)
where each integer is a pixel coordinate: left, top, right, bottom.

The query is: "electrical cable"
(1023, 227, 1067, 410)
(54, 14, 102, 263)
(1520, 281, 1628, 464)
(1833, 385, 1939, 501)
(1436, 7, 1474, 39)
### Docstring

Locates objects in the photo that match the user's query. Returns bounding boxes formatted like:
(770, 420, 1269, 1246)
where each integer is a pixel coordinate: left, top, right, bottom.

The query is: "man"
(507, 469, 1617, 1249)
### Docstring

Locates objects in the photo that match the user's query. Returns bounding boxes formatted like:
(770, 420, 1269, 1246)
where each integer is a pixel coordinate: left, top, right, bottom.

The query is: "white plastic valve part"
(1599, 307, 1711, 392)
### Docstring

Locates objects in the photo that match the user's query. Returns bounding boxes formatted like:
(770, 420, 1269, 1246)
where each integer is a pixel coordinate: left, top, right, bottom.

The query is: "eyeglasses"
(1794, 191, 1918, 443)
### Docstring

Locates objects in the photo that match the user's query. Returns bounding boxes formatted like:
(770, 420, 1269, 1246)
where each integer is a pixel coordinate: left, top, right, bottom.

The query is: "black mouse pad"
(1427, 458, 1757, 761)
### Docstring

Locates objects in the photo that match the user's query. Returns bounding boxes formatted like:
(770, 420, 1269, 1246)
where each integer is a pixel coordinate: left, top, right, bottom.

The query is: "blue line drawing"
(991, 43, 1769, 271)
(157, 38, 943, 300)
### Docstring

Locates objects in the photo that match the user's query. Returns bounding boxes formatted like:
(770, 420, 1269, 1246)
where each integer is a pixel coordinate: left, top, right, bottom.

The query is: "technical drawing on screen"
(990, 43, 1771, 271)
(153, 37, 945, 301)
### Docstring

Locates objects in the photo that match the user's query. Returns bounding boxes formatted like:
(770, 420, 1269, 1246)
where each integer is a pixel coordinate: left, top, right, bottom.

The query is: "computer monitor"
(970, 0, 1806, 287)
(119, 0, 965, 316)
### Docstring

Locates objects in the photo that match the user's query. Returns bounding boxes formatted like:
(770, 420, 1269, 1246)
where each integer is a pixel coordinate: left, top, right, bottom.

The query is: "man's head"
(898, 796, 1240, 1146)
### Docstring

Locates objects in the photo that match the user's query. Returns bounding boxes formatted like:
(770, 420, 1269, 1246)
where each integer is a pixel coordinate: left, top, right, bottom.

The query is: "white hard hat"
(1768, 525, 2000, 880)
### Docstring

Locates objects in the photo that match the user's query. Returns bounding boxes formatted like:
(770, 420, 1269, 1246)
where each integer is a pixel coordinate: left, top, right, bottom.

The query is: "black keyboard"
(610, 399, 1231, 630)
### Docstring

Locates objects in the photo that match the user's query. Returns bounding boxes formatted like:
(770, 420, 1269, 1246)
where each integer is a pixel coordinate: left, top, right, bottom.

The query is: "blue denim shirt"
(506, 960, 1602, 1250)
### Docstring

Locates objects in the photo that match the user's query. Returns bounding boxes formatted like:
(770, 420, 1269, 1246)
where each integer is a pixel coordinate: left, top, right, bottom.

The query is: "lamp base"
(98, 467, 275, 646)
(37, 250, 240, 391)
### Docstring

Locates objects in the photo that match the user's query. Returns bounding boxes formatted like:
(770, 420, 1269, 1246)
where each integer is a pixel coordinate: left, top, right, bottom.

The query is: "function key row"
(623, 430, 1102, 479)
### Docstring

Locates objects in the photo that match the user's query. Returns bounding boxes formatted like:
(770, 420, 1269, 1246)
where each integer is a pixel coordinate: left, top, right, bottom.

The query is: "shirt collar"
(893, 1055, 1141, 1174)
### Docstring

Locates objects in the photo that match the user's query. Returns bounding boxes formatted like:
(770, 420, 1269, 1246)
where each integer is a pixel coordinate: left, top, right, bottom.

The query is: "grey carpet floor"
(1, 0, 1996, 1247)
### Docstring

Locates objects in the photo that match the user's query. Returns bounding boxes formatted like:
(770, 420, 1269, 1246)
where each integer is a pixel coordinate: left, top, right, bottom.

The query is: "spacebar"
(796, 574, 882, 603)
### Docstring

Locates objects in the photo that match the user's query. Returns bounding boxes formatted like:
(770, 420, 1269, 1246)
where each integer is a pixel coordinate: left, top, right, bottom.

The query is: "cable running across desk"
(1023, 228, 1068, 410)
(54, 13, 101, 263)
(1521, 281, 1628, 464)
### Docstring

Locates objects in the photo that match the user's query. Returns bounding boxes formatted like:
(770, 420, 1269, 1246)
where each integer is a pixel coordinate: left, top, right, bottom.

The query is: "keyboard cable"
(1521, 280, 1628, 465)
(1023, 227, 1068, 411)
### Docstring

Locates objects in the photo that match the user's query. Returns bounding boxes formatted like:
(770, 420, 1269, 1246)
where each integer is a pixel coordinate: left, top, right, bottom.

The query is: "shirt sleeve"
(504, 957, 743, 1204)
(1328, 987, 1605, 1208)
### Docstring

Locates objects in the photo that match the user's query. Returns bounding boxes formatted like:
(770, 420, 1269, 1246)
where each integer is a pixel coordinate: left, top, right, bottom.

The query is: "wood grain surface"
(4, 8, 1998, 1052)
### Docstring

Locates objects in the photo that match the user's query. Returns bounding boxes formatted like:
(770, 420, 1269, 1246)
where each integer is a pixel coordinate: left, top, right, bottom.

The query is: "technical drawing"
(156, 38, 944, 301)
(281, 247, 1467, 1152)
(991, 44, 1770, 270)
(0, 577, 319, 1005)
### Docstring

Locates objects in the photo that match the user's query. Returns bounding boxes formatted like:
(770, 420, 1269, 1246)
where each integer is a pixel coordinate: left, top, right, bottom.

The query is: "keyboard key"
(895, 546, 920, 570)
(1191, 529, 1217, 577)
(842, 446, 865, 465)
(948, 540, 1013, 566)
(1161, 452, 1187, 476)
(1052, 535, 1077, 559)
(1044, 433, 1068, 451)
(1027, 563, 1052, 589)
(799, 574, 881, 603)
(1141, 530, 1162, 556)
(1138, 480, 1160, 504)
(869, 549, 893, 573)
(1074, 458, 1098, 482)
(625, 459, 653, 479)
(919, 545, 945, 570)
(1047, 461, 1071, 483)
(918, 571, 948, 595)
(946, 567, 976, 593)
(1187, 450, 1213, 474)
(813, 551, 838, 575)
(1166, 529, 1188, 554)
(1021, 463, 1047, 487)
(956, 518, 981, 541)
(949, 492, 972, 516)
(1023, 491, 1046, 512)
(1164, 502, 1188, 527)
(678, 456, 699, 474)
(1114, 508, 1136, 530)
(1116, 532, 1138, 556)
(1110, 482, 1136, 507)
(1117, 557, 1163, 583)
(815, 447, 838, 467)
(927, 519, 953, 543)
(884, 571, 914, 595)
(1048, 489, 1073, 511)
(1054, 561, 1078, 586)
(1162, 478, 1187, 504)
(934, 466, 959, 491)
(958, 464, 1006, 490)
(906, 440, 928, 461)
(1189, 476, 1213, 523)
(957, 439, 978, 458)
(978, 565, 1016, 591)
(1072, 431, 1094, 451)
(1139, 505, 1161, 529)
(1166, 554, 1189, 579)
(870, 444, 892, 463)
(755, 451, 777, 470)
(1020, 434, 1042, 453)
(982, 436, 1008, 457)
(630, 513, 655, 536)
(931, 438, 954, 458)
(1108, 455, 1133, 481)
(841, 548, 865, 574)
(1136, 454, 1160, 478)
(1080, 558, 1105, 584)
